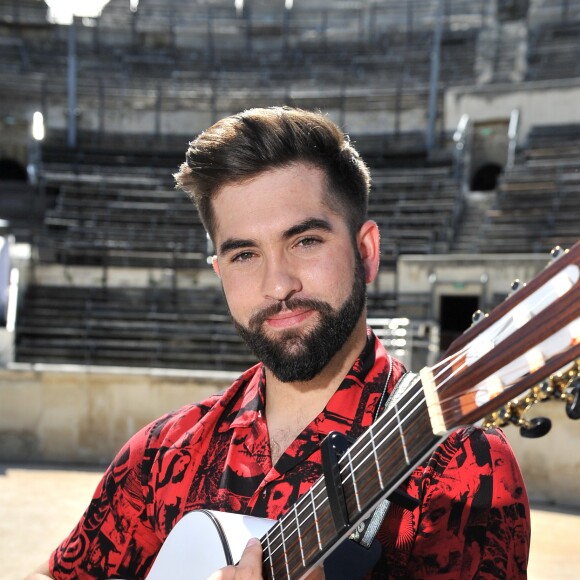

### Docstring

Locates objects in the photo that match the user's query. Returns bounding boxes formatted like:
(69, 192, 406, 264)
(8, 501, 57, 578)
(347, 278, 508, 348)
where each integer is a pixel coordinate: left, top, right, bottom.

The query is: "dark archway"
(0, 158, 28, 181)
(471, 163, 502, 191)
(439, 294, 479, 352)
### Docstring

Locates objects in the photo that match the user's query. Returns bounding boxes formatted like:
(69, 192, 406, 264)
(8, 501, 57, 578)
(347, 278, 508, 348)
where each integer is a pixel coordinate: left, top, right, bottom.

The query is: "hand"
(207, 538, 263, 580)
(207, 538, 325, 580)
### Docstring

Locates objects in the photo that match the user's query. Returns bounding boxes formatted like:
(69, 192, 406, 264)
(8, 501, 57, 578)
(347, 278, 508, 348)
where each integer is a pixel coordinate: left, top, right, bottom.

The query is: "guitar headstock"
(482, 359, 580, 437)
(420, 241, 580, 434)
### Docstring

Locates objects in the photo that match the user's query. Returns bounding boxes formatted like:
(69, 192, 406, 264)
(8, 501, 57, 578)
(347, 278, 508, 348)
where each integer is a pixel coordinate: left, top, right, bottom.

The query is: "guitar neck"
(260, 375, 441, 578)
(258, 240, 580, 578)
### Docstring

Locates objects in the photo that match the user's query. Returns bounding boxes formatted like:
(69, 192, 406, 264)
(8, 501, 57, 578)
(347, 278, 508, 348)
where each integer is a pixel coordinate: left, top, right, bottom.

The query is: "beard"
(231, 255, 367, 383)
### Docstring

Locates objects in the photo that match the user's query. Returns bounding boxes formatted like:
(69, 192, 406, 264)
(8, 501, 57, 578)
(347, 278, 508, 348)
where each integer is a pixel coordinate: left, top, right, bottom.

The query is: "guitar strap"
(348, 367, 420, 549)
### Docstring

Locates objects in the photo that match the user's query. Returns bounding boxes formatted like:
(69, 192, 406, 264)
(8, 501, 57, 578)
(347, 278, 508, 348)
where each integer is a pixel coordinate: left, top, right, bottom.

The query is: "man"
(28, 106, 530, 579)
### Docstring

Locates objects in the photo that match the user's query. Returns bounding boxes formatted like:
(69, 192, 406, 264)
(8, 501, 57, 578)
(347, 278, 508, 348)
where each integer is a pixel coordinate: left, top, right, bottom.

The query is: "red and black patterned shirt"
(50, 331, 530, 578)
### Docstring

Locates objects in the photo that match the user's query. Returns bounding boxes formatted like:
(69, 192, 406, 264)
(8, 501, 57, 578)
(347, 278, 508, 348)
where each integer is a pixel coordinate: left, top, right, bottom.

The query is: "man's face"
(211, 163, 377, 383)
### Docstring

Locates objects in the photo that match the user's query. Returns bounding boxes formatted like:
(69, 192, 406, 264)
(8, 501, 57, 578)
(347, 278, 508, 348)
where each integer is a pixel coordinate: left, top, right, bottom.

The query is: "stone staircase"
(449, 190, 496, 253)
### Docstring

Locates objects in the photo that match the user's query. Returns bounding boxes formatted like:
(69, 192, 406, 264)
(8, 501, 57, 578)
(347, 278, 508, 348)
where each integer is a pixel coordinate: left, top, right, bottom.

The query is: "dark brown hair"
(174, 106, 371, 241)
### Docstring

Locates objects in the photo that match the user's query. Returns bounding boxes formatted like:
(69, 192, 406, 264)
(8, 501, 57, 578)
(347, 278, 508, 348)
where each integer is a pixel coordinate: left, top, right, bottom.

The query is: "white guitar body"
(145, 510, 276, 580)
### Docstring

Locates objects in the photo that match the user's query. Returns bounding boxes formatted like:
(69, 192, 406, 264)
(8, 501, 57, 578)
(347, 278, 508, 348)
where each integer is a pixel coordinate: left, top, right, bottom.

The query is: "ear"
(211, 255, 221, 278)
(356, 220, 381, 284)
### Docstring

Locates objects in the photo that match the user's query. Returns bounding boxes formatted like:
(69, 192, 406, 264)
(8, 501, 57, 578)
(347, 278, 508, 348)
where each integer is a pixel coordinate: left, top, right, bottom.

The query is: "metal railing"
(368, 317, 440, 371)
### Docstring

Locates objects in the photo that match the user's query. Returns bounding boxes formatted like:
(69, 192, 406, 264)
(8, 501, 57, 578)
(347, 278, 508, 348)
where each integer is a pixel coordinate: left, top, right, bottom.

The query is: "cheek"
(305, 258, 354, 303)
(221, 275, 258, 320)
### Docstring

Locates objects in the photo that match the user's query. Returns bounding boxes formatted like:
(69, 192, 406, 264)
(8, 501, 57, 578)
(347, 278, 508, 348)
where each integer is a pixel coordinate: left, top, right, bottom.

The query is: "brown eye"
(297, 237, 320, 248)
(232, 251, 255, 263)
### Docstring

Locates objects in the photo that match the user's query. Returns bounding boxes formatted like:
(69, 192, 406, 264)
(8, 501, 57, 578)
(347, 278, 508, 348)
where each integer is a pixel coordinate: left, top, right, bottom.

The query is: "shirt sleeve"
(375, 426, 530, 579)
(49, 411, 185, 580)
(410, 427, 530, 578)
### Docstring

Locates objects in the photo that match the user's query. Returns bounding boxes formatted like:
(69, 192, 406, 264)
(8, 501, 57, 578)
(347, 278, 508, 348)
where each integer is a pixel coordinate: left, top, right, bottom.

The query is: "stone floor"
(1, 463, 579, 579)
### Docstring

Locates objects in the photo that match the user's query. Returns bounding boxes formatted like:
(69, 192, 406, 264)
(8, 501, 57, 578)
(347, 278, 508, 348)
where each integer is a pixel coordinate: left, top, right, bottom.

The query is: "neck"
(263, 317, 368, 462)
(258, 371, 442, 579)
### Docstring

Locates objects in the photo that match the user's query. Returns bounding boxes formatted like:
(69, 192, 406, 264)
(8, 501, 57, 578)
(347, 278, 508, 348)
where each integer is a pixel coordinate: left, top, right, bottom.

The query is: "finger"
(235, 537, 263, 578)
(206, 538, 263, 580)
(206, 565, 234, 580)
(207, 566, 229, 580)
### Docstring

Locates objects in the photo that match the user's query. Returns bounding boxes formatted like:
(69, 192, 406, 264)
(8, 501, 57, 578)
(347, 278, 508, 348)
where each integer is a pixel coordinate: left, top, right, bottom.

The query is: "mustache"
(248, 298, 332, 329)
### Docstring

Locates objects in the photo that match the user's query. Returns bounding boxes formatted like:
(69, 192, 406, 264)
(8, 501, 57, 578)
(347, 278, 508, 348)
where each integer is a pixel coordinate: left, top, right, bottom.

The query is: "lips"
(265, 308, 315, 329)
(248, 298, 329, 331)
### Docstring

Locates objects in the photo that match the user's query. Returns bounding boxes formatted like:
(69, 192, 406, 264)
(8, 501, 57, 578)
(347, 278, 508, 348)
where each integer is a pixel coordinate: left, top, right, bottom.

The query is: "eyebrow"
(218, 237, 257, 256)
(217, 217, 334, 256)
(282, 217, 334, 240)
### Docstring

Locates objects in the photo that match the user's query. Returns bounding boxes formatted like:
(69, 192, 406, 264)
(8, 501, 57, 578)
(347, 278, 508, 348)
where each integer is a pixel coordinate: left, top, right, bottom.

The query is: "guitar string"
(261, 321, 566, 573)
(337, 283, 579, 497)
(261, 363, 444, 572)
(261, 391, 431, 575)
(429, 276, 570, 379)
(429, 314, 525, 393)
(418, 280, 571, 400)
(260, 340, 564, 576)
(261, 473, 333, 573)
(266, 258, 580, 570)
(259, 358, 398, 570)
(340, 283, 574, 484)
(263, 342, 552, 574)
(260, 284, 576, 573)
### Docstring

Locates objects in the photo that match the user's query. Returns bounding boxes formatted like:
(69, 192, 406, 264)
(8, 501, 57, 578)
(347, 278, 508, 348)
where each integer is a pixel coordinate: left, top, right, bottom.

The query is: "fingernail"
(247, 537, 260, 547)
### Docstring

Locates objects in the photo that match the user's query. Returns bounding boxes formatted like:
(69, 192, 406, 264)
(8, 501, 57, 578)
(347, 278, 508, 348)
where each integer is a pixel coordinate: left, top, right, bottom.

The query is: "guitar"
(143, 242, 580, 580)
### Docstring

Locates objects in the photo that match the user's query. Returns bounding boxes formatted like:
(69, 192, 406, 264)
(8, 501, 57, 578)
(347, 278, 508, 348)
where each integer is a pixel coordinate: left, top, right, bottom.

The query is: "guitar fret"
(278, 520, 291, 578)
(310, 489, 323, 551)
(256, 392, 445, 580)
(370, 433, 384, 489)
(340, 389, 437, 518)
(263, 532, 275, 580)
(394, 402, 411, 465)
(266, 385, 443, 577)
(347, 454, 362, 512)
(293, 502, 306, 569)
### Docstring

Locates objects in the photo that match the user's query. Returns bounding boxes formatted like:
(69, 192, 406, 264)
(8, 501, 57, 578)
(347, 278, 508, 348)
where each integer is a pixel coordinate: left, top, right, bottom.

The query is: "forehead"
(211, 163, 344, 244)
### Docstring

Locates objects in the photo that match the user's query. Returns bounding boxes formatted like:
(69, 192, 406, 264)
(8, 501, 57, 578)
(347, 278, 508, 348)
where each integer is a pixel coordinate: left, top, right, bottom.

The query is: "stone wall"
(504, 400, 580, 509)
(0, 364, 236, 464)
(0, 363, 578, 508)
(445, 78, 580, 144)
(397, 252, 550, 316)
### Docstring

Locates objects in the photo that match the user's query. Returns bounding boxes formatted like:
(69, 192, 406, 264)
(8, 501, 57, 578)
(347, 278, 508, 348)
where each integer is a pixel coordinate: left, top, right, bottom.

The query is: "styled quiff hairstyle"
(174, 106, 371, 241)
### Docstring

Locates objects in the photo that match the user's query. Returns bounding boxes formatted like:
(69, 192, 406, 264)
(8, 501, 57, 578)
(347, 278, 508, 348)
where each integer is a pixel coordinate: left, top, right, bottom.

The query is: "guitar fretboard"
(253, 241, 580, 578)
(260, 376, 442, 579)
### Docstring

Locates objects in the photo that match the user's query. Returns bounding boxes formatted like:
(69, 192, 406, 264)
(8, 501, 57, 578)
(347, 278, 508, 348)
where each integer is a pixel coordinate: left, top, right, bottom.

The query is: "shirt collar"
(311, 329, 391, 439)
(228, 363, 267, 430)
(228, 329, 390, 434)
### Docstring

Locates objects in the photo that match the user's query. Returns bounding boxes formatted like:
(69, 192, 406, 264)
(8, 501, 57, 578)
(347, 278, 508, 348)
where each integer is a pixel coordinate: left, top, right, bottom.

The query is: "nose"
(261, 254, 302, 302)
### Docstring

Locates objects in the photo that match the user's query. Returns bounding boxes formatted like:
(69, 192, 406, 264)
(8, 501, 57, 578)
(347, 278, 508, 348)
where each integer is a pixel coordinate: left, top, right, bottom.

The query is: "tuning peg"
(550, 246, 567, 260)
(510, 279, 523, 293)
(566, 394, 580, 420)
(471, 310, 487, 325)
(565, 378, 580, 420)
(533, 379, 553, 402)
(519, 416, 552, 438)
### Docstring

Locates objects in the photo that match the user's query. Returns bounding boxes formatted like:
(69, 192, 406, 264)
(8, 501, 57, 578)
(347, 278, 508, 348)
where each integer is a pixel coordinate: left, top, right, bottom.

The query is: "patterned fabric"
(50, 331, 530, 579)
